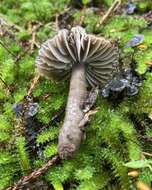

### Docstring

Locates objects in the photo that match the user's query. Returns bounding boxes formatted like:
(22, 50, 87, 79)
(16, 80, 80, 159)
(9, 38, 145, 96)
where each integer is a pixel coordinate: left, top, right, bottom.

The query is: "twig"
(96, 0, 121, 28)
(79, 14, 85, 26)
(137, 134, 152, 143)
(27, 74, 41, 96)
(55, 13, 60, 31)
(0, 13, 22, 32)
(7, 155, 59, 190)
(0, 40, 16, 57)
(79, 108, 99, 128)
(30, 29, 36, 51)
(29, 23, 41, 52)
(0, 76, 12, 93)
(142, 151, 152, 157)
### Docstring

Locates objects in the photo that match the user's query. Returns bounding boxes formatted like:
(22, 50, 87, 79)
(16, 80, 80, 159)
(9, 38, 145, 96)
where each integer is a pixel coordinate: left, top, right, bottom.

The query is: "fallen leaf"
(137, 44, 148, 50)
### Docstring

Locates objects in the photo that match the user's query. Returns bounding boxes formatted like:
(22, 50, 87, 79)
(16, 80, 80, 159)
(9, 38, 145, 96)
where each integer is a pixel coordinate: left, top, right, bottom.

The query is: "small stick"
(137, 134, 152, 143)
(96, 0, 121, 28)
(7, 155, 59, 190)
(142, 151, 152, 157)
(79, 108, 99, 128)
(27, 74, 41, 96)
(0, 13, 22, 32)
(29, 23, 41, 52)
(0, 75, 12, 93)
(55, 13, 60, 31)
(0, 40, 16, 57)
(31, 30, 36, 51)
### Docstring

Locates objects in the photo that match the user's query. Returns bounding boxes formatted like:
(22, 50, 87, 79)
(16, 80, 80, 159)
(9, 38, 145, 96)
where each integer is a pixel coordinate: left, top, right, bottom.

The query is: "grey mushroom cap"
(36, 26, 119, 87)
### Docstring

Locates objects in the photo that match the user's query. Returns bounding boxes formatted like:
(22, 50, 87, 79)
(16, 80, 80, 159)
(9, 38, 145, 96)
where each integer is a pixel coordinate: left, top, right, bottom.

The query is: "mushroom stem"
(58, 64, 87, 159)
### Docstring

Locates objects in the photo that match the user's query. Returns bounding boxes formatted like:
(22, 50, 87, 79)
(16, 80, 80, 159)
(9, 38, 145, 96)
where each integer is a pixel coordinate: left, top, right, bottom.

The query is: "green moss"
(17, 30, 31, 41)
(139, 168, 152, 187)
(16, 137, 31, 175)
(43, 143, 57, 158)
(0, 58, 15, 84)
(136, 0, 152, 13)
(102, 15, 147, 40)
(36, 127, 59, 144)
(134, 50, 151, 74)
(119, 73, 152, 114)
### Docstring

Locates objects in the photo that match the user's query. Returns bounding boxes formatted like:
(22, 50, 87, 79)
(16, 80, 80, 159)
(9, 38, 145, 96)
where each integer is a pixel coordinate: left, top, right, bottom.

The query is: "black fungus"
(24, 95, 33, 102)
(126, 85, 138, 96)
(25, 109, 64, 160)
(109, 79, 126, 92)
(132, 77, 142, 87)
(12, 103, 23, 117)
(101, 68, 143, 99)
(101, 85, 110, 98)
(26, 103, 39, 118)
(123, 68, 133, 80)
(12, 102, 39, 118)
(24, 117, 45, 160)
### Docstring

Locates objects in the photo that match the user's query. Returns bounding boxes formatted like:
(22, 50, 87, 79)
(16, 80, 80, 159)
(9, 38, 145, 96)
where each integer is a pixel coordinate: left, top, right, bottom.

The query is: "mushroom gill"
(36, 26, 119, 159)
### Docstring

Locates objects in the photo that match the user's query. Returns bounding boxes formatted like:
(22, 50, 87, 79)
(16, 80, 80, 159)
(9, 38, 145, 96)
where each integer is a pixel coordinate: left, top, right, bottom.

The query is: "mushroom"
(36, 26, 119, 159)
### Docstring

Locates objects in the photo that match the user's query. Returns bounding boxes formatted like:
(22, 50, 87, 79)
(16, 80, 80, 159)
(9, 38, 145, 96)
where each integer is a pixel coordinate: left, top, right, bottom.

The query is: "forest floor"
(0, 0, 152, 190)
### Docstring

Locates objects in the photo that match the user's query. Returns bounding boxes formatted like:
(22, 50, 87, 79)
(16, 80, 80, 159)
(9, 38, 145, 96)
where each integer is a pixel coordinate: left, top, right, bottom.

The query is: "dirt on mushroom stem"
(58, 64, 87, 159)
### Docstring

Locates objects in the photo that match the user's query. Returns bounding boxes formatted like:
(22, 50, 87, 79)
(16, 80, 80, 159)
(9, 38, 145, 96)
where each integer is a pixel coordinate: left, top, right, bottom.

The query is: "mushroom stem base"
(58, 65, 87, 159)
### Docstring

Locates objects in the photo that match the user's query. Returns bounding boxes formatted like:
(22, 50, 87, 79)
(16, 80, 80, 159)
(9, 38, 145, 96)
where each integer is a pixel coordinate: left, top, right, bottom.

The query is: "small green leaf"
(44, 144, 57, 158)
(124, 160, 152, 170)
(52, 181, 64, 190)
(82, 0, 91, 5)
